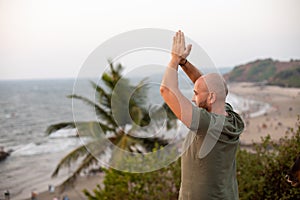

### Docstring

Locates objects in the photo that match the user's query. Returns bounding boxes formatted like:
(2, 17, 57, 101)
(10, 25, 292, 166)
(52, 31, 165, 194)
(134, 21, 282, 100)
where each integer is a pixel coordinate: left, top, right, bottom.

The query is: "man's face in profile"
(192, 78, 210, 111)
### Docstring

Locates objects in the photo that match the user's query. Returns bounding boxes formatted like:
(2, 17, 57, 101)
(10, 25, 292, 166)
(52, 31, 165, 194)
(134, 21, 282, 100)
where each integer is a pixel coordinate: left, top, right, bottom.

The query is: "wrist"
(170, 55, 181, 64)
(179, 58, 188, 66)
(170, 57, 180, 65)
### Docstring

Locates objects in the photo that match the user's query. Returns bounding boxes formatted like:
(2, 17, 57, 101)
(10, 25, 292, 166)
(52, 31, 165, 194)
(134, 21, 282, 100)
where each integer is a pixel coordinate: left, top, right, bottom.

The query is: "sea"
(0, 77, 270, 199)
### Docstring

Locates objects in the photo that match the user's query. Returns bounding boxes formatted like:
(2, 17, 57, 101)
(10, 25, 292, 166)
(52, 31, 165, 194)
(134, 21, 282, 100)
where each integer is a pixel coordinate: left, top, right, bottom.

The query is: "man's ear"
(208, 92, 216, 104)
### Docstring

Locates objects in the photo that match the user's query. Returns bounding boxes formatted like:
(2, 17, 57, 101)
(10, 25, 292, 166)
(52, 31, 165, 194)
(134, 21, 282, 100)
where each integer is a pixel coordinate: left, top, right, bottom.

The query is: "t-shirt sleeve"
(189, 104, 211, 134)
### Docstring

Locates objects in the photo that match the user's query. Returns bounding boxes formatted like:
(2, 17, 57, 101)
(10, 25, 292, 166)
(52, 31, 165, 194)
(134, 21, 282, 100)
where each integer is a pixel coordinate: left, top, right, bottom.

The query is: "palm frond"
(76, 121, 114, 138)
(46, 121, 114, 137)
(90, 81, 111, 108)
(102, 73, 115, 90)
(51, 144, 90, 177)
(68, 94, 117, 127)
(132, 78, 149, 106)
(57, 153, 98, 192)
(90, 80, 109, 96)
(46, 122, 76, 135)
(55, 137, 109, 192)
(51, 136, 107, 178)
(127, 134, 169, 152)
(110, 62, 123, 83)
(160, 103, 178, 130)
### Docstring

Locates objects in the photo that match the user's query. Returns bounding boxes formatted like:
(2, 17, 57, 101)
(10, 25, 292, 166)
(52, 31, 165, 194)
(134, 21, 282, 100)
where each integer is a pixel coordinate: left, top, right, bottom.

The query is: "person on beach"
(4, 190, 10, 200)
(31, 191, 37, 200)
(160, 30, 244, 199)
(63, 195, 70, 200)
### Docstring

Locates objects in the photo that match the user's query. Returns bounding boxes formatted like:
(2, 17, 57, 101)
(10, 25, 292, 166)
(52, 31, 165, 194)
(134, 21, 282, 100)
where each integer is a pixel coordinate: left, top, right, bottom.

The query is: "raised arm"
(160, 30, 193, 127)
(179, 58, 203, 84)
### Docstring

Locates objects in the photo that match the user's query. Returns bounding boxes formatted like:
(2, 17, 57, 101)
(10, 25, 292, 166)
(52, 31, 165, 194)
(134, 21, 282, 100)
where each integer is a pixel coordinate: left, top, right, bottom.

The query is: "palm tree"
(46, 61, 177, 190)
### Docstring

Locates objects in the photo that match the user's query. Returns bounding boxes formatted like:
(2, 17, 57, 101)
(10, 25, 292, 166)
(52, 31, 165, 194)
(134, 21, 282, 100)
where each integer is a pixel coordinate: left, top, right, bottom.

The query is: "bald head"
(195, 73, 228, 102)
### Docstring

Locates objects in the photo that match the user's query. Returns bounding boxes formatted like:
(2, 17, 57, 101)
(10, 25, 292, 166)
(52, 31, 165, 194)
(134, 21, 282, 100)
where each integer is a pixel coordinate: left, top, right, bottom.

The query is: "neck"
(210, 102, 227, 116)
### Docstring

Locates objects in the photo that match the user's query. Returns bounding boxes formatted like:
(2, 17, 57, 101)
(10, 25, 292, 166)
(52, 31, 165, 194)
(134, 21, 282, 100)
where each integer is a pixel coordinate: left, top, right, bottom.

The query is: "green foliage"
(247, 59, 276, 81)
(85, 117, 300, 200)
(227, 59, 300, 87)
(270, 66, 300, 87)
(228, 66, 244, 81)
(237, 116, 300, 200)
(228, 59, 276, 82)
(84, 156, 181, 200)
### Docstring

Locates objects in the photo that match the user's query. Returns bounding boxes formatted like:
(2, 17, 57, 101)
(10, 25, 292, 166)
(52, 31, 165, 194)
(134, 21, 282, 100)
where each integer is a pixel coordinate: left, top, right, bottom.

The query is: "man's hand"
(171, 30, 192, 64)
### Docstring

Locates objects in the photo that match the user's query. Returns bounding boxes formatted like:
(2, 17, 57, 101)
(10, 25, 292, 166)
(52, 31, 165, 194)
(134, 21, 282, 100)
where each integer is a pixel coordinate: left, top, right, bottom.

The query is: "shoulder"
(189, 104, 212, 132)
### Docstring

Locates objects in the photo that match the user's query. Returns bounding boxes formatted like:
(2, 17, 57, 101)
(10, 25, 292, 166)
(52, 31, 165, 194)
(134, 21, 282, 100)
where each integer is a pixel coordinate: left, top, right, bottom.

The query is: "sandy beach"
(22, 173, 105, 200)
(229, 82, 300, 144)
(19, 82, 300, 200)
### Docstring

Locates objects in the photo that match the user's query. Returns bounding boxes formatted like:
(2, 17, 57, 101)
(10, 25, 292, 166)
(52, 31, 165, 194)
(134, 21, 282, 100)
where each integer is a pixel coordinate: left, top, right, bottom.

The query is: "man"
(160, 30, 244, 200)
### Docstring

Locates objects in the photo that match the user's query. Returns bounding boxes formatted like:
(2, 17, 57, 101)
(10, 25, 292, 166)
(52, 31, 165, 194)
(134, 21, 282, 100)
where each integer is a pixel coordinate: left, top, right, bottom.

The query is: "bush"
(84, 117, 300, 200)
(83, 158, 181, 200)
(237, 116, 300, 199)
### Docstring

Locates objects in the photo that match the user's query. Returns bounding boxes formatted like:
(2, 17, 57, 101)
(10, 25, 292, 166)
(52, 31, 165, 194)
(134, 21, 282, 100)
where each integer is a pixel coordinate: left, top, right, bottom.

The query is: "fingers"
(173, 36, 176, 47)
(174, 30, 184, 43)
(172, 30, 188, 58)
(175, 30, 183, 46)
(175, 30, 186, 48)
(187, 44, 192, 53)
(172, 31, 180, 52)
(181, 31, 185, 48)
(172, 36, 175, 53)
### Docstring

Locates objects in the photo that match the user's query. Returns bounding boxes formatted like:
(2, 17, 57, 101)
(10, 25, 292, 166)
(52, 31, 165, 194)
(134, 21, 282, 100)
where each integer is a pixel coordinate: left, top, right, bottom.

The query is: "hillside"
(224, 58, 300, 87)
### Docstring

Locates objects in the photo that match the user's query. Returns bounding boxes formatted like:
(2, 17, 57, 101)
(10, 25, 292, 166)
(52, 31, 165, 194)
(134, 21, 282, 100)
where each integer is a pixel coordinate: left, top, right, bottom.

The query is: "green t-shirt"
(179, 103, 244, 200)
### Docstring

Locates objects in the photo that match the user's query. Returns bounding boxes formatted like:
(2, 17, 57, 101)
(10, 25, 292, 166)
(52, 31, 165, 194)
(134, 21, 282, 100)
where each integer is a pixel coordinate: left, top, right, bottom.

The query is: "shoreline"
(229, 82, 300, 144)
(16, 82, 300, 200)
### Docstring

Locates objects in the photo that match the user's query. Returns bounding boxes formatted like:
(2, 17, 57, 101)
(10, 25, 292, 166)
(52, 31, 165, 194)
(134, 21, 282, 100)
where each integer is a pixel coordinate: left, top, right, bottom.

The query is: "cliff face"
(224, 59, 300, 87)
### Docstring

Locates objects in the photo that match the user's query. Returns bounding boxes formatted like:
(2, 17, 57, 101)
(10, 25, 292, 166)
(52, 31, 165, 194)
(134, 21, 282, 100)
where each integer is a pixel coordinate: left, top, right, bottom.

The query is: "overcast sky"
(0, 0, 299, 79)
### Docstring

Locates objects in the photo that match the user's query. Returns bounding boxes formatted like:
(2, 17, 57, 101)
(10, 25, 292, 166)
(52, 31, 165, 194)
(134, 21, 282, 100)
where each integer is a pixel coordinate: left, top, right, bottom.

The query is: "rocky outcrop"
(224, 58, 300, 87)
(0, 148, 11, 161)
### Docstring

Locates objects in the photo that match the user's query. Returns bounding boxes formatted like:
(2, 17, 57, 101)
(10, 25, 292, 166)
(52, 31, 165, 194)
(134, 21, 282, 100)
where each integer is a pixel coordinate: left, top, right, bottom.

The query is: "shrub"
(83, 158, 181, 200)
(237, 116, 300, 199)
